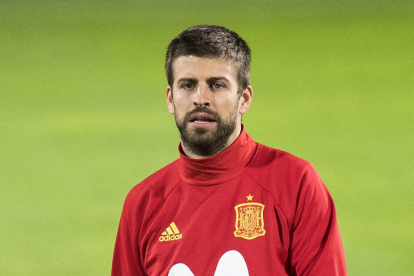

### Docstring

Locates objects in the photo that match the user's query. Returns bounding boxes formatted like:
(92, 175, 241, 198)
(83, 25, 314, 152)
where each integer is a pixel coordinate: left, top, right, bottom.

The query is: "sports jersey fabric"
(112, 128, 347, 276)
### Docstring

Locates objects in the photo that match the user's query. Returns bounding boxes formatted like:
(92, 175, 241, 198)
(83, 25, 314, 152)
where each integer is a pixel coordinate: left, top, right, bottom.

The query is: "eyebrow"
(176, 77, 230, 83)
(177, 78, 198, 84)
(206, 77, 230, 83)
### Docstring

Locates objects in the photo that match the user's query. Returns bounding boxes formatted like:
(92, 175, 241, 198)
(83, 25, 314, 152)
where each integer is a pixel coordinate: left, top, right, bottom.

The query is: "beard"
(174, 104, 239, 157)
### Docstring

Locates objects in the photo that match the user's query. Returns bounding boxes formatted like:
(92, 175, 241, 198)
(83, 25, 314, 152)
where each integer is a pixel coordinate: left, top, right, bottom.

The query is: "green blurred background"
(1, 0, 413, 275)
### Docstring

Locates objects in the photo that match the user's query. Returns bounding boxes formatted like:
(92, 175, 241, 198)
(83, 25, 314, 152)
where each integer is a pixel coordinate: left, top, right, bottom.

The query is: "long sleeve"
(289, 165, 347, 276)
(112, 192, 147, 276)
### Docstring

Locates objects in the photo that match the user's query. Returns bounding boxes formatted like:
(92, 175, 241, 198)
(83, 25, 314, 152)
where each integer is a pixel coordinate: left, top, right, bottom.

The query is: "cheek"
(220, 95, 240, 110)
(215, 93, 235, 105)
(171, 97, 192, 117)
(173, 92, 192, 106)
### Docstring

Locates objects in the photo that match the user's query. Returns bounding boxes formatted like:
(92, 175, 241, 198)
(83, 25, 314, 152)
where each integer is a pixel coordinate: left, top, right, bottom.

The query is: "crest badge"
(234, 196, 265, 240)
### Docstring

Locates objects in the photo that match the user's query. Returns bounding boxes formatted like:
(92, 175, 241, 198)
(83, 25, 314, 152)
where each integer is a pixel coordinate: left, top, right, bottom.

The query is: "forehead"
(172, 56, 237, 83)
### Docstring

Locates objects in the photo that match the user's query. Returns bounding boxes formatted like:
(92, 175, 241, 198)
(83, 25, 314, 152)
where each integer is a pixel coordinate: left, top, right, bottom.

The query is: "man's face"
(166, 56, 252, 157)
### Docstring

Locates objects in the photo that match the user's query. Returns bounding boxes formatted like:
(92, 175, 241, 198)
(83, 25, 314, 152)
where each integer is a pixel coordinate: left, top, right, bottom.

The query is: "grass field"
(1, 0, 413, 275)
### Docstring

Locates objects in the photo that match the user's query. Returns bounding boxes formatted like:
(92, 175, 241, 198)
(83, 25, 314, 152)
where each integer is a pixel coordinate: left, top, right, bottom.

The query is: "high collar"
(177, 126, 258, 185)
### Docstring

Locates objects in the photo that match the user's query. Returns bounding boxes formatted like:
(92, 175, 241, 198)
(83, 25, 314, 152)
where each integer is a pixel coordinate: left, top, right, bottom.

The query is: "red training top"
(112, 128, 347, 276)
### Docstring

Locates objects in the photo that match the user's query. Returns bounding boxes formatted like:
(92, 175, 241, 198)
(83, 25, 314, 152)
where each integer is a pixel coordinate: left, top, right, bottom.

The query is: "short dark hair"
(165, 25, 251, 92)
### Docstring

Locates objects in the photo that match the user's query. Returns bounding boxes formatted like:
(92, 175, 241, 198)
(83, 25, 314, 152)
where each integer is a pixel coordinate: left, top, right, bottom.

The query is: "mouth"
(188, 112, 216, 123)
(187, 112, 217, 128)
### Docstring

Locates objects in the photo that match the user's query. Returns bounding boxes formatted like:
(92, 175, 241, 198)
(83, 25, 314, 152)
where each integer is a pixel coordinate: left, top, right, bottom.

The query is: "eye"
(212, 83, 225, 89)
(181, 83, 194, 89)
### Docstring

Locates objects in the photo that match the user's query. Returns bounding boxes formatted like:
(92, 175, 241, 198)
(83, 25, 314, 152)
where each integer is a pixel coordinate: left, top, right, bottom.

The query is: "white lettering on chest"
(168, 250, 249, 276)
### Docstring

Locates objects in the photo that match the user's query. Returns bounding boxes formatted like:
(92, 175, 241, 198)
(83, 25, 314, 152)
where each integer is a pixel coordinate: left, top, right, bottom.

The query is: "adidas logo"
(159, 222, 182, 242)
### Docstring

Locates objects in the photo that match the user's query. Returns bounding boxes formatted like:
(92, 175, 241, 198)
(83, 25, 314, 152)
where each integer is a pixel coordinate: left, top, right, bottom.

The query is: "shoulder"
(249, 143, 314, 178)
(247, 143, 326, 222)
(123, 159, 181, 212)
(255, 144, 324, 193)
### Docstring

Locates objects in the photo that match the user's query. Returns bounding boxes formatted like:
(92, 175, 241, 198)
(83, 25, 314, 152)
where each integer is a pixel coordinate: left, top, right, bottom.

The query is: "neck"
(177, 125, 257, 185)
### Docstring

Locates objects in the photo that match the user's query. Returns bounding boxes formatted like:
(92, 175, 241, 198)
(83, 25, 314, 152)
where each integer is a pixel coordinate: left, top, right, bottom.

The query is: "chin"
(193, 127, 212, 135)
(188, 129, 215, 142)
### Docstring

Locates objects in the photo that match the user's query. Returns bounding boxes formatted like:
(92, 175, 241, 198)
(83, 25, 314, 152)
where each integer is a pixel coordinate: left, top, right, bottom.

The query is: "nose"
(193, 83, 210, 107)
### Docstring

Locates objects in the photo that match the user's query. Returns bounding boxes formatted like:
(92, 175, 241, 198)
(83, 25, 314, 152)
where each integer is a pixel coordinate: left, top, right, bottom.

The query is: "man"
(112, 25, 347, 276)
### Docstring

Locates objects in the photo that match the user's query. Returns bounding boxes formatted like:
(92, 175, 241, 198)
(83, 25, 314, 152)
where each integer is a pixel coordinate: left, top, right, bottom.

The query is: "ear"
(238, 86, 253, 115)
(166, 86, 175, 114)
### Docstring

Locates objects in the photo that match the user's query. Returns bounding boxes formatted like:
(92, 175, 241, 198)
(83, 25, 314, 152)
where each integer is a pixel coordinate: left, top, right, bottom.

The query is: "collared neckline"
(177, 126, 258, 185)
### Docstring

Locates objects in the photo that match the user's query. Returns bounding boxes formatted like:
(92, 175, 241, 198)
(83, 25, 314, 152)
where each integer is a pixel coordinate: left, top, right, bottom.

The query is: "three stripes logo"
(159, 222, 182, 242)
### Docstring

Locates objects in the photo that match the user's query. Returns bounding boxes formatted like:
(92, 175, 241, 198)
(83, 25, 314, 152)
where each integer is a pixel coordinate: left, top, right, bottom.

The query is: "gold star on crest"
(246, 194, 254, 201)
